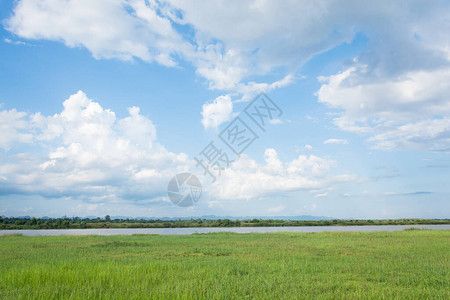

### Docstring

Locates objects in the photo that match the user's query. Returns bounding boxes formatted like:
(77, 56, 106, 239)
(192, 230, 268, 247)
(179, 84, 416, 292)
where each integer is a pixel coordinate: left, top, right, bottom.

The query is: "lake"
(1, 224, 449, 236)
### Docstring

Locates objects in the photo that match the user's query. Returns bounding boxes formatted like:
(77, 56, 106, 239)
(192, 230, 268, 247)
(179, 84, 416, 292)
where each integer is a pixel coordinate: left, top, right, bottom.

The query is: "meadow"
(0, 230, 449, 299)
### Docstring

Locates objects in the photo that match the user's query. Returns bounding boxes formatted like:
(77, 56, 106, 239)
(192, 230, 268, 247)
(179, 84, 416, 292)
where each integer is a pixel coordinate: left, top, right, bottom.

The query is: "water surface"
(1, 224, 449, 236)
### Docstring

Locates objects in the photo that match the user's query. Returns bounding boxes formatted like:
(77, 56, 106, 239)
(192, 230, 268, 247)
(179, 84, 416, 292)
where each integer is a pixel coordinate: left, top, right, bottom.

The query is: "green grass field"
(1, 230, 449, 299)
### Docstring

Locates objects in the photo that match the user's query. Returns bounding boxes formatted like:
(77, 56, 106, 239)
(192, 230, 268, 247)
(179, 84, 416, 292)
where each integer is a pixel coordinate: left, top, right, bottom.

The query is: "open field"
(1, 230, 449, 299)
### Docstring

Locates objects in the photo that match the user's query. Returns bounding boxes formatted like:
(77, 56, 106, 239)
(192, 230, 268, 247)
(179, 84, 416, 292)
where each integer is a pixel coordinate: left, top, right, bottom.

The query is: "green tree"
(28, 218, 38, 226)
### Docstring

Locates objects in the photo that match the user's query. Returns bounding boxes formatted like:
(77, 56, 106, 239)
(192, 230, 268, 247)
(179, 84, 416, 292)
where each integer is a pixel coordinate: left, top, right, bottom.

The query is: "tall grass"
(1, 230, 449, 299)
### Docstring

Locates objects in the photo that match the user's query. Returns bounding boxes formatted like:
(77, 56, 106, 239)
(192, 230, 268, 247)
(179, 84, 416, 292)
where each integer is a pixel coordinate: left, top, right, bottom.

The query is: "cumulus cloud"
(208, 148, 354, 200)
(201, 95, 233, 129)
(0, 91, 191, 202)
(318, 66, 450, 151)
(1, 93, 352, 209)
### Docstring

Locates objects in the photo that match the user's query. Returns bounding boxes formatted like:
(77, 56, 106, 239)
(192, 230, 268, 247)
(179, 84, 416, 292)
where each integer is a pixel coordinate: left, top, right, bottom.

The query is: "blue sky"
(0, 0, 449, 218)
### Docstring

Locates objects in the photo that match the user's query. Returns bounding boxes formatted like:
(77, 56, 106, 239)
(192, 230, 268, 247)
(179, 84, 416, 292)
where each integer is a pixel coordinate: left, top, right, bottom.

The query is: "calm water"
(1, 225, 449, 236)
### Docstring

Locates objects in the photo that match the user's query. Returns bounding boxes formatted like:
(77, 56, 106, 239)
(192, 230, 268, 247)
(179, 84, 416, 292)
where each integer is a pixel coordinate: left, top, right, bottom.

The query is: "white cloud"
(3, 0, 349, 92)
(4, 38, 27, 46)
(5, 0, 188, 66)
(234, 74, 295, 102)
(201, 95, 233, 129)
(5, 0, 290, 91)
(167, 0, 356, 89)
(318, 66, 450, 151)
(318, 67, 450, 127)
(314, 192, 328, 198)
(6, 0, 450, 151)
(311, 2, 450, 152)
(208, 148, 354, 200)
(323, 139, 349, 145)
(368, 118, 450, 152)
(0, 91, 191, 202)
(0, 93, 355, 210)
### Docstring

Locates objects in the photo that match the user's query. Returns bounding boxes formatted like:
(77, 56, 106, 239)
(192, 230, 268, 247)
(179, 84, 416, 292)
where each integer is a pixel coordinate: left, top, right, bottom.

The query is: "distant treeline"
(0, 216, 449, 230)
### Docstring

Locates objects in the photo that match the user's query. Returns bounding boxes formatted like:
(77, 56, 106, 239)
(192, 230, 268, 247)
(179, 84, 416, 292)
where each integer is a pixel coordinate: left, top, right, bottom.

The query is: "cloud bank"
(6, 0, 450, 151)
(0, 92, 351, 208)
(0, 91, 191, 204)
(209, 148, 354, 200)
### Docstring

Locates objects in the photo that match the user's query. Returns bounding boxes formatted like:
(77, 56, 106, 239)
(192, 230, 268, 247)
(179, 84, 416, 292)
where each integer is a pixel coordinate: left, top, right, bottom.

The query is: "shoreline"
(1, 224, 449, 236)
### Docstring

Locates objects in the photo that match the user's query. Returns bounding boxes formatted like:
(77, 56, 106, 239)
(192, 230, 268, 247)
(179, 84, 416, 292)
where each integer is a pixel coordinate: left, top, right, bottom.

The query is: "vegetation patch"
(0, 230, 449, 299)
